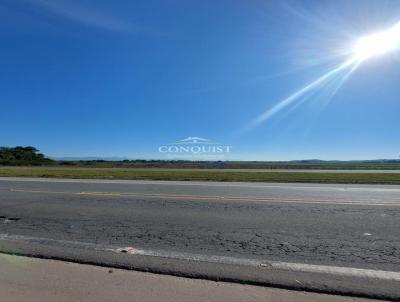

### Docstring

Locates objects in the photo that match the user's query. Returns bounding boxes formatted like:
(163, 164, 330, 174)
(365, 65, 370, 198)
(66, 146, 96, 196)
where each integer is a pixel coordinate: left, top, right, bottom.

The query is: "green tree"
(0, 146, 53, 165)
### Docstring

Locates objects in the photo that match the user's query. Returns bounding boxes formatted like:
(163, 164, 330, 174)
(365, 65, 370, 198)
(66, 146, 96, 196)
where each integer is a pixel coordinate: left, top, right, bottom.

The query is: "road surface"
(0, 177, 400, 299)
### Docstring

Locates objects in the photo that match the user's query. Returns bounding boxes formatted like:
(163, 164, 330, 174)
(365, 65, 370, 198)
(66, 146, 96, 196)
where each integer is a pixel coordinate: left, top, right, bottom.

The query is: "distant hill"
(2, 146, 400, 169)
(291, 159, 400, 163)
(52, 157, 400, 164)
(54, 156, 128, 161)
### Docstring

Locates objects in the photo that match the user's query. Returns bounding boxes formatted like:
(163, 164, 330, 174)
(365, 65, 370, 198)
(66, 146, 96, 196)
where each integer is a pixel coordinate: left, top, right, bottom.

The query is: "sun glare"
(244, 21, 400, 132)
(352, 22, 400, 61)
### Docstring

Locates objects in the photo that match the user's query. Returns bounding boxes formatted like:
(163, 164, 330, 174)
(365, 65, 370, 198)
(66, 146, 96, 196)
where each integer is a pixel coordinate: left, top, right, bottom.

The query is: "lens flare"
(244, 59, 357, 130)
(240, 21, 400, 133)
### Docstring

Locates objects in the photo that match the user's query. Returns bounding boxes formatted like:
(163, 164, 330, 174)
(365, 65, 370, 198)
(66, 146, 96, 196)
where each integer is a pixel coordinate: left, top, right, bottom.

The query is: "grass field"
(39, 161, 400, 170)
(1, 168, 400, 184)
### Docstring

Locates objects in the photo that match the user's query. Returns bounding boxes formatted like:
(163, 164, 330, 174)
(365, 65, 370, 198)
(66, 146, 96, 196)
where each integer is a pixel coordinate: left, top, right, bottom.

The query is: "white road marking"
(5, 188, 400, 206)
(0, 233, 400, 282)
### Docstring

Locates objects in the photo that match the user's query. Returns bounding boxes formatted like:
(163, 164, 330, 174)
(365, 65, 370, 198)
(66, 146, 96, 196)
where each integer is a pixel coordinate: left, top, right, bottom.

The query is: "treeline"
(0, 146, 54, 166)
(1, 146, 400, 169)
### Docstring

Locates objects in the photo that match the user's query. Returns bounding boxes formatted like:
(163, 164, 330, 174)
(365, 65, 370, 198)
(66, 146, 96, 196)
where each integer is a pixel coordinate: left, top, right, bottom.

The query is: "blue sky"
(1, 0, 400, 160)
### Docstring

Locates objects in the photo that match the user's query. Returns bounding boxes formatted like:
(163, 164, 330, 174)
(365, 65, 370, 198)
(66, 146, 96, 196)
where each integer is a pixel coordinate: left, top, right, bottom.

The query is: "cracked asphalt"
(0, 178, 400, 272)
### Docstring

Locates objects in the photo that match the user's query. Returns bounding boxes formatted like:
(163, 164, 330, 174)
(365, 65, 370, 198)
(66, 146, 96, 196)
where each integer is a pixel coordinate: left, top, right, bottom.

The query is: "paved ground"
(0, 254, 379, 302)
(0, 177, 400, 298)
(1, 177, 400, 270)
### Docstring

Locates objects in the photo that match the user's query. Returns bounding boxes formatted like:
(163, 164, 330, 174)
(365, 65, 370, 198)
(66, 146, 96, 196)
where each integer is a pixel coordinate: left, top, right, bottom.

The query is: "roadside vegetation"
(55, 160, 400, 170)
(1, 146, 400, 170)
(0, 146, 54, 166)
(1, 146, 400, 184)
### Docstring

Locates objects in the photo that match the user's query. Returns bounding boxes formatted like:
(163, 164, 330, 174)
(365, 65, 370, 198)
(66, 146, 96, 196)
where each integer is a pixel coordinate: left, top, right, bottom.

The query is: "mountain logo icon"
(174, 137, 217, 144)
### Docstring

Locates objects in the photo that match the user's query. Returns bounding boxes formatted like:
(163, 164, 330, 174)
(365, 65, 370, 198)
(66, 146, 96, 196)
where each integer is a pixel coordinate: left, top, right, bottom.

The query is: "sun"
(352, 22, 400, 61)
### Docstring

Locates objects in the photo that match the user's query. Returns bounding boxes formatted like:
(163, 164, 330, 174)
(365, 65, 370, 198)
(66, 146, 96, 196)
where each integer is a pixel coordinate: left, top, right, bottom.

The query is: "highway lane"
(0, 177, 400, 273)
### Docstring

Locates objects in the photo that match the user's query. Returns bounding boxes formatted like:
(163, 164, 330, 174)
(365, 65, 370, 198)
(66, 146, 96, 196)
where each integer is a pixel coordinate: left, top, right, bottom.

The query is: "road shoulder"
(0, 254, 381, 302)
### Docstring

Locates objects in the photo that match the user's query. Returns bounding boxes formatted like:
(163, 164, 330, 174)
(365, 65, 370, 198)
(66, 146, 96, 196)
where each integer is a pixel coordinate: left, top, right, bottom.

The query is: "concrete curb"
(0, 235, 396, 300)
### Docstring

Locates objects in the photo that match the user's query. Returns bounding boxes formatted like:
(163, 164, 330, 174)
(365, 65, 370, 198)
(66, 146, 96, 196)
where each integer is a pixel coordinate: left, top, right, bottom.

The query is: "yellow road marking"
(5, 188, 400, 207)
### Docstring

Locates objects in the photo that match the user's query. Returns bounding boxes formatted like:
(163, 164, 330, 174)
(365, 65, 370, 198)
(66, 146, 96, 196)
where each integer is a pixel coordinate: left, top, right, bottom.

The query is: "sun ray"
(242, 58, 357, 132)
(237, 21, 400, 135)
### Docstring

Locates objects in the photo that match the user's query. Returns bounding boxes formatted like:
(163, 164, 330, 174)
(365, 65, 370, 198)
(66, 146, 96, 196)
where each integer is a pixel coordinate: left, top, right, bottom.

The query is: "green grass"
(4, 160, 400, 170)
(51, 161, 400, 170)
(1, 168, 400, 184)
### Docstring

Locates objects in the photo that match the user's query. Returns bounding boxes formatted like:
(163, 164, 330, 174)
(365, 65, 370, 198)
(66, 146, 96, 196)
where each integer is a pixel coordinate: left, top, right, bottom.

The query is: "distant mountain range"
(51, 157, 400, 163)
(53, 157, 129, 161)
(290, 159, 400, 163)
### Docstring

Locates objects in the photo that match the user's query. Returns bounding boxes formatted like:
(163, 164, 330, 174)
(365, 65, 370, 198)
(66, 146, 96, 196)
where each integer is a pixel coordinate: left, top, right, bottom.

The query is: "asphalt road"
(1, 177, 400, 298)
